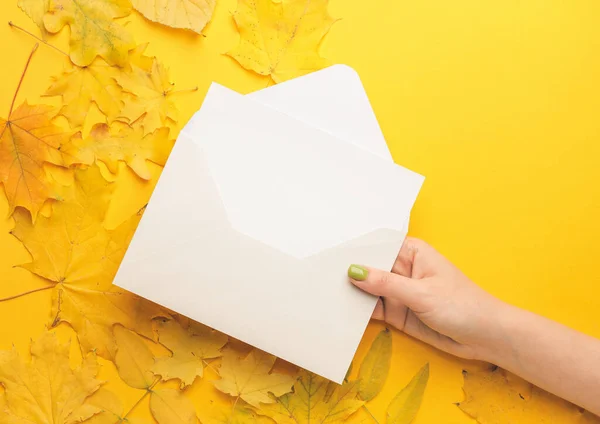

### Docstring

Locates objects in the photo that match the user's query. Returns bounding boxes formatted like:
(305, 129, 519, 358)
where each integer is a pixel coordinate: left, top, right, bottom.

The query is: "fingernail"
(348, 264, 368, 281)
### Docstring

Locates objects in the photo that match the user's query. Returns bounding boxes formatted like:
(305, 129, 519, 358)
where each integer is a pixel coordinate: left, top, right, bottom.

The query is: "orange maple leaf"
(0, 45, 70, 219)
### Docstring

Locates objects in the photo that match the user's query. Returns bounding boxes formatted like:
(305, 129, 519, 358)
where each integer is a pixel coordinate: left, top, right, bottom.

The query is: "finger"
(392, 237, 418, 277)
(371, 298, 385, 320)
(348, 265, 422, 307)
(382, 297, 410, 331)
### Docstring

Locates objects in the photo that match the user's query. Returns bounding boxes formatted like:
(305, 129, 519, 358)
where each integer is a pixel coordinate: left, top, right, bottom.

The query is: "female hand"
(348, 237, 508, 362)
(348, 237, 600, 416)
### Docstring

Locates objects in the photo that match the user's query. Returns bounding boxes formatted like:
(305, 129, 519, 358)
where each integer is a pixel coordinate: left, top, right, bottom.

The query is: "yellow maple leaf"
(114, 325, 156, 389)
(43, 0, 135, 66)
(258, 370, 364, 424)
(198, 402, 271, 424)
(44, 45, 155, 129)
(17, 0, 50, 38)
(227, 0, 335, 83)
(0, 101, 69, 220)
(12, 165, 121, 289)
(0, 331, 108, 424)
(386, 363, 429, 424)
(213, 349, 295, 407)
(76, 388, 124, 424)
(458, 366, 599, 424)
(149, 389, 196, 424)
(152, 318, 228, 388)
(53, 285, 166, 359)
(132, 0, 216, 34)
(11, 165, 166, 359)
(44, 60, 123, 128)
(357, 328, 392, 402)
(116, 57, 179, 134)
(63, 122, 172, 180)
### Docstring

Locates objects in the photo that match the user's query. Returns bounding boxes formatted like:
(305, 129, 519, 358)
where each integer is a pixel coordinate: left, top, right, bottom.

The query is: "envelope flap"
(248, 65, 392, 160)
(183, 84, 424, 259)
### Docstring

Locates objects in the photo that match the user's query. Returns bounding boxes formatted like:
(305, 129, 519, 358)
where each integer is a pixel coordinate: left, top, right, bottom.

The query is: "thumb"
(348, 265, 422, 307)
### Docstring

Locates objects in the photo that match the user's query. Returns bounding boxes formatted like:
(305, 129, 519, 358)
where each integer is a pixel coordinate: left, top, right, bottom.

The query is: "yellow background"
(1, 0, 600, 422)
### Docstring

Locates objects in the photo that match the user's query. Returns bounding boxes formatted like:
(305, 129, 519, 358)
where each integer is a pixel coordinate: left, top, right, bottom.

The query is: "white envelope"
(113, 76, 424, 383)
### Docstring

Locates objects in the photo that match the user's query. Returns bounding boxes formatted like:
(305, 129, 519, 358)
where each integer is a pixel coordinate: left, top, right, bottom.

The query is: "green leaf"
(386, 363, 429, 424)
(358, 328, 392, 401)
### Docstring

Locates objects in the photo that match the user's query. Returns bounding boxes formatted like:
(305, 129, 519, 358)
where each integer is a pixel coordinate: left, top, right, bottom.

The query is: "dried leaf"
(0, 332, 105, 424)
(114, 325, 155, 389)
(0, 102, 69, 220)
(12, 166, 125, 290)
(18, 0, 50, 38)
(51, 285, 165, 359)
(45, 60, 123, 128)
(132, 0, 216, 34)
(227, 0, 335, 83)
(386, 363, 429, 424)
(213, 349, 294, 407)
(76, 388, 124, 424)
(116, 57, 178, 134)
(152, 318, 228, 388)
(43, 0, 135, 66)
(149, 389, 196, 424)
(12, 166, 166, 359)
(198, 403, 269, 424)
(257, 370, 364, 424)
(44, 45, 155, 128)
(458, 366, 600, 424)
(63, 122, 172, 180)
(357, 328, 392, 401)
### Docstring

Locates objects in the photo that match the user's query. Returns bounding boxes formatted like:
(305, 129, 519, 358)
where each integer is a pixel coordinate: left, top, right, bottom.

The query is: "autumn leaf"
(44, 44, 154, 128)
(52, 285, 166, 359)
(258, 370, 364, 424)
(198, 401, 270, 424)
(213, 349, 295, 407)
(357, 328, 392, 402)
(11, 165, 166, 359)
(152, 318, 228, 388)
(0, 331, 106, 424)
(43, 0, 135, 66)
(18, 0, 50, 38)
(458, 366, 600, 424)
(227, 0, 335, 83)
(386, 363, 429, 424)
(44, 59, 123, 128)
(12, 165, 123, 290)
(114, 325, 156, 389)
(132, 0, 216, 34)
(77, 388, 124, 424)
(0, 99, 69, 220)
(149, 389, 196, 424)
(116, 57, 179, 134)
(63, 122, 172, 180)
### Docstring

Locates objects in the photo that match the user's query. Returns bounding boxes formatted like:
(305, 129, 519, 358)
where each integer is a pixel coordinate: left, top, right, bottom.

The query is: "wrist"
(473, 300, 525, 367)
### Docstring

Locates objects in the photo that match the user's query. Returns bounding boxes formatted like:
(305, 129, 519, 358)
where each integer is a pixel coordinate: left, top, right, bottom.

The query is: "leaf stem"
(8, 22, 69, 57)
(227, 397, 240, 424)
(362, 404, 380, 423)
(0, 284, 55, 302)
(168, 87, 199, 96)
(8, 43, 38, 117)
(202, 358, 220, 375)
(122, 377, 161, 420)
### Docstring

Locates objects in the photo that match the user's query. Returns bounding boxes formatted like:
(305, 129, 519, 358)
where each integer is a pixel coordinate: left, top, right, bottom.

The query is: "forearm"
(481, 303, 600, 416)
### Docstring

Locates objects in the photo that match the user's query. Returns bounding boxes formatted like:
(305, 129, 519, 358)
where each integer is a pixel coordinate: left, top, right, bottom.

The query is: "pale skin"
(349, 237, 600, 416)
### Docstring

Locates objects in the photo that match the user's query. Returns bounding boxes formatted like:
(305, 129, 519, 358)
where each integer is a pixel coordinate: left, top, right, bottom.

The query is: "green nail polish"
(348, 264, 368, 281)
